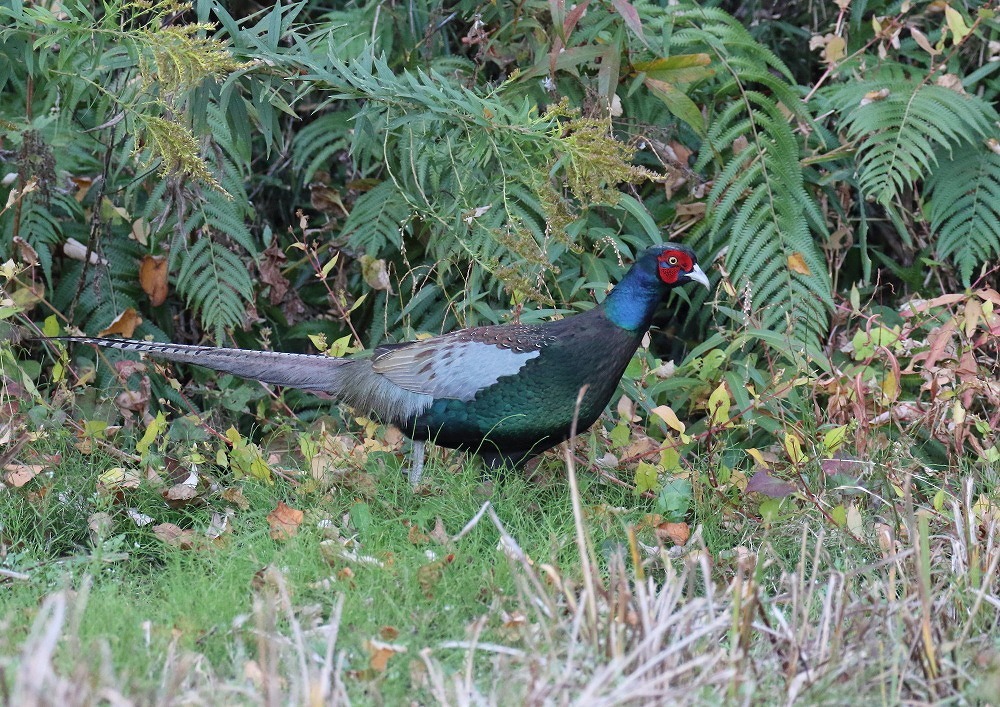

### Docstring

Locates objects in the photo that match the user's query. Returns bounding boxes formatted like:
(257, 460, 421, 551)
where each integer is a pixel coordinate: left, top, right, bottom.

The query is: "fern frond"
(927, 144, 1000, 285)
(175, 238, 255, 339)
(694, 74, 830, 346)
(342, 181, 411, 254)
(827, 68, 995, 204)
(291, 111, 353, 183)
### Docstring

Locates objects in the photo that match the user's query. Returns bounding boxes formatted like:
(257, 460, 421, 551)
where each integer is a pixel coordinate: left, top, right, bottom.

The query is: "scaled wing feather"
(372, 333, 542, 402)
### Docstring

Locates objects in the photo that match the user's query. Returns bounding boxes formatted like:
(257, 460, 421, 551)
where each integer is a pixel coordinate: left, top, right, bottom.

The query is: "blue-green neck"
(600, 263, 665, 332)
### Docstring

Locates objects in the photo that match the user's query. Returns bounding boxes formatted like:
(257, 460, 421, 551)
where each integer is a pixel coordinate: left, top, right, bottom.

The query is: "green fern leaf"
(175, 238, 255, 340)
(828, 69, 995, 204)
(927, 145, 1000, 285)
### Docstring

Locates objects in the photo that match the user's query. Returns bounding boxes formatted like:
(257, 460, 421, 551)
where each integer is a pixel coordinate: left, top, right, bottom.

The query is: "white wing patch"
(372, 337, 540, 401)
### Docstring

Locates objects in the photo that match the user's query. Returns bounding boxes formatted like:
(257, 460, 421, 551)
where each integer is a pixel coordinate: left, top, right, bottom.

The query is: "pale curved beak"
(687, 264, 711, 290)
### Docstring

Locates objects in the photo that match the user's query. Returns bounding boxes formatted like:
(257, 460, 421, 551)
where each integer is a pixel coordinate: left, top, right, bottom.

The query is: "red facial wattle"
(657, 250, 694, 284)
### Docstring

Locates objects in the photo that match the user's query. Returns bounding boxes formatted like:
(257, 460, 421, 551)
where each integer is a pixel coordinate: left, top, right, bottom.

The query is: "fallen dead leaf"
(126, 508, 155, 526)
(115, 382, 151, 418)
(162, 483, 198, 508)
(429, 517, 449, 544)
(88, 512, 113, 541)
(259, 242, 290, 305)
(655, 521, 690, 546)
(364, 639, 407, 672)
(267, 501, 304, 541)
(98, 466, 141, 494)
(139, 254, 169, 306)
(153, 522, 197, 549)
(2, 463, 44, 488)
(99, 308, 141, 338)
(206, 511, 232, 540)
(746, 469, 797, 498)
(113, 359, 147, 382)
(407, 523, 429, 545)
(360, 255, 392, 292)
(12, 236, 39, 266)
(221, 486, 250, 510)
(787, 252, 812, 275)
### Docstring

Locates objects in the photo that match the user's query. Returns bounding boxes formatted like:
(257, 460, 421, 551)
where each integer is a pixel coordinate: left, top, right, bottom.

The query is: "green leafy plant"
(0, 0, 277, 339)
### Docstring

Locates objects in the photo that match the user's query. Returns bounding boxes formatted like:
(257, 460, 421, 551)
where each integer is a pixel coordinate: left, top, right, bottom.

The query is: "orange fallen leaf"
(3, 463, 44, 488)
(364, 639, 407, 672)
(139, 255, 169, 306)
(267, 501, 303, 540)
(656, 521, 690, 546)
(787, 252, 811, 275)
(99, 308, 141, 338)
(407, 523, 429, 545)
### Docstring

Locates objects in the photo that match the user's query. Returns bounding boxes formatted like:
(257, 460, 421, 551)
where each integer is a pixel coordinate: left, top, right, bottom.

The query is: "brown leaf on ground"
(162, 483, 198, 508)
(139, 255, 168, 306)
(113, 359, 147, 379)
(2, 463, 44, 488)
(746, 468, 797, 498)
(364, 639, 407, 672)
(267, 501, 304, 540)
(407, 523, 429, 545)
(221, 486, 250, 510)
(114, 376, 150, 420)
(153, 522, 197, 549)
(88, 512, 114, 543)
(99, 308, 140, 338)
(158, 457, 194, 487)
(429, 517, 450, 544)
(206, 511, 232, 541)
(309, 181, 348, 217)
(624, 432, 659, 460)
(417, 554, 455, 597)
(656, 521, 690, 546)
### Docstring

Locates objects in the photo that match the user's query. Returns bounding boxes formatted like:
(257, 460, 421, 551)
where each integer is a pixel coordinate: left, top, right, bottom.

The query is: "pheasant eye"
(667, 256, 678, 266)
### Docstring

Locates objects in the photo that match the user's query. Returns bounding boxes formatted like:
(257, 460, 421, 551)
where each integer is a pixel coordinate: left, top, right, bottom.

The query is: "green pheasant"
(56, 244, 709, 484)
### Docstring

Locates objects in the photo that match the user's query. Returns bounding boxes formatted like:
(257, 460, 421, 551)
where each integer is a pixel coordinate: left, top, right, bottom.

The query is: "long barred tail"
(49, 337, 348, 393)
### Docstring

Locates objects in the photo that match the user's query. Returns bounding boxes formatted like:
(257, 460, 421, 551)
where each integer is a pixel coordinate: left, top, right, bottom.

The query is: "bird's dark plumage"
(52, 244, 709, 484)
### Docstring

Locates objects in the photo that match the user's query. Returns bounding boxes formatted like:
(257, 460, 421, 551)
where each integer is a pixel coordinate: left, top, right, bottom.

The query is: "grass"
(2, 393, 1000, 703)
